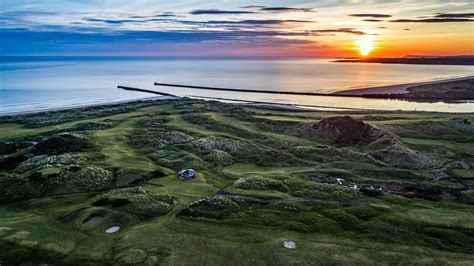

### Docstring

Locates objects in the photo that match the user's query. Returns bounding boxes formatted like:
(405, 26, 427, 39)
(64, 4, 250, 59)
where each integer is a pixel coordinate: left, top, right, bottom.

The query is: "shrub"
(129, 129, 193, 150)
(55, 166, 114, 192)
(15, 153, 86, 173)
(94, 187, 177, 219)
(0, 153, 29, 171)
(0, 141, 33, 155)
(296, 212, 340, 233)
(359, 187, 383, 197)
(344, 206, 382, 221)
(457, 190, 474, 204)
(233, 176, 289, 192)
(50, 120, 116, 133)
(179, 196, 242, 220)
(33, 134, 90, 155)
(321, 209, 364, 230)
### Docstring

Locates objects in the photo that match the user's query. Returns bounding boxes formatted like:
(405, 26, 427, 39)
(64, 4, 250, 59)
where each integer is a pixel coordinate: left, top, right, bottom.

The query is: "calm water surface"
(1, 57, 473, 113)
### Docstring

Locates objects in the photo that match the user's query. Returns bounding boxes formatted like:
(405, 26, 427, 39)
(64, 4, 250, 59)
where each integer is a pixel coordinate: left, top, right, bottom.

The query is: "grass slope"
(0, 99, 473, 265)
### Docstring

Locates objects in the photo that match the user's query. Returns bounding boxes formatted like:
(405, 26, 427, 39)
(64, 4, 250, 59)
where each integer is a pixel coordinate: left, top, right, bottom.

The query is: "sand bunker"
(83, 214, 103, 227)
(105, 225, 121, 233)
(283, 240, 296, 249)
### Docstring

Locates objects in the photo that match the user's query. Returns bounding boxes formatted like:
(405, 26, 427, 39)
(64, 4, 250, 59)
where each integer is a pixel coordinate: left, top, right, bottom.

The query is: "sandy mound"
(303, 116, 431, 168)
(306, 116, 384, 145)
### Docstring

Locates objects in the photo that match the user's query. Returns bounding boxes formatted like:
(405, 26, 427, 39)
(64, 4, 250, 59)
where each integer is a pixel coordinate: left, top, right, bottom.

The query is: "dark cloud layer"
(434, 13, 474, 18)
(156, 12, 178, 17)
(190, 9, 254, 15)
(391, 18, 474, 23)
(350, 13, 391, 18)
(391, 12, 474, 23)
(85, 17, 176, 24)
(179, 19, 314, 27)
(261, 7, 315, 12)
(0, 28, 311, 48)
(309, 28, 369, 35)
(240, 5, 265, 9)
(242, 6, 316, 13)
(363, 19, 383, 22)
(86, 18, 138, 24)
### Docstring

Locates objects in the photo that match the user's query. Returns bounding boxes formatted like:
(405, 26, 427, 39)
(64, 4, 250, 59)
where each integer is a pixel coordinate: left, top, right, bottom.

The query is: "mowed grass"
(401, 207, 474, 229)
(87, 214, 474, 266)
(144, 173, 218, 198)
(452, 169, 474, 179)
(93, 116, 157, 170)
(224, 187, 294, 199)
(223, 163, 309, 176)
(0, 108, 154, 140)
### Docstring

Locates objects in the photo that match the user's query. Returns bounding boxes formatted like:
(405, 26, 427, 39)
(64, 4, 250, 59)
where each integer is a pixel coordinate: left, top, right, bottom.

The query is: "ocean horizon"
(1, 56, 473, 113)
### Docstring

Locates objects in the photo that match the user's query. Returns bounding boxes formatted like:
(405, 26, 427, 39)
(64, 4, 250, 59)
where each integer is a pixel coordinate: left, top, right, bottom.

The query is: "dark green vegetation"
(1, 99, 473, 265)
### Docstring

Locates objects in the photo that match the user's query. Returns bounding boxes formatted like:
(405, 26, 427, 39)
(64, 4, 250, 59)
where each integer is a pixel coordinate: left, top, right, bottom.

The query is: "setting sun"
(356, 36, 375, 57)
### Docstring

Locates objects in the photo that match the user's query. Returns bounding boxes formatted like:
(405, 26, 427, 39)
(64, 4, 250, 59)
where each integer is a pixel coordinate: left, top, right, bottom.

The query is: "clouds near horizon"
(1, 0, 473, 56)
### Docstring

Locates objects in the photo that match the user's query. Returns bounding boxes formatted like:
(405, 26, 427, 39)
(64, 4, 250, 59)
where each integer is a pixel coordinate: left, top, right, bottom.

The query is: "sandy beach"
(0, 96, 177, 116)
(333, 75, 474, 96)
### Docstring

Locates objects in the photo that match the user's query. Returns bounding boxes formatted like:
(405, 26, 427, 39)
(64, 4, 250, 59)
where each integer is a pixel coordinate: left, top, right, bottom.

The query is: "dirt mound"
(304, 116, 431, 168)
(307, 116, 384, 145)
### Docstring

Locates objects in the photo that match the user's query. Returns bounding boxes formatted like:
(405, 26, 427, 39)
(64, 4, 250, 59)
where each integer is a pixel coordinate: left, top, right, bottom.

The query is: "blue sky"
(1, 0, 473, 56)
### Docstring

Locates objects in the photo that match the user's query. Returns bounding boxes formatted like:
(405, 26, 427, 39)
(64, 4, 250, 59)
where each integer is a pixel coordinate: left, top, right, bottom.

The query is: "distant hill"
(335, 56, 474, 65)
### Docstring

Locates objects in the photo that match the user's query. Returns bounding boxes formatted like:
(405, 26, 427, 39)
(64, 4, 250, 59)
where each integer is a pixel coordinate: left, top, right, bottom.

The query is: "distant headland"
(335, 55, 474, 66)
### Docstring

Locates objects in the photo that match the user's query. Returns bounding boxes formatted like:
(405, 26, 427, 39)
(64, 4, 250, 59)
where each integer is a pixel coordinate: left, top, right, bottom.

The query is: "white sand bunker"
(105, 225, 121, 233)
(283, 240, 296, 249)
(83, 215, 103, 227)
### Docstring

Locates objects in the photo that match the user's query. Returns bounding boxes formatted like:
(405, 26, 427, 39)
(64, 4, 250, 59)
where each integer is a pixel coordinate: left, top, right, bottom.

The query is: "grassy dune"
(0, 99, 473, 265)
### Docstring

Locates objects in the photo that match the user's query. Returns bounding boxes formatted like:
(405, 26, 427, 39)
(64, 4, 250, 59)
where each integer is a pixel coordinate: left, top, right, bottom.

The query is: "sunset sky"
(1, 0, 473, 57)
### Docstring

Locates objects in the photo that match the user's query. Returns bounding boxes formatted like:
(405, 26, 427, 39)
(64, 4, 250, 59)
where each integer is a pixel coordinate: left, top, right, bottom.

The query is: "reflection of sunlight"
(356, 36, 374, 57)
(355, 64, 368, 88)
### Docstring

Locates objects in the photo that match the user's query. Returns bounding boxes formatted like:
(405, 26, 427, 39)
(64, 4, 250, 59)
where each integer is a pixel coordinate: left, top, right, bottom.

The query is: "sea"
(1, 56, 473, 114)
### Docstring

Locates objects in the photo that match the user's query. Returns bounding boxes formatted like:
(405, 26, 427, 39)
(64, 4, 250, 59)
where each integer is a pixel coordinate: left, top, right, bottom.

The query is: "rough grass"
(0, 99, 473, 264)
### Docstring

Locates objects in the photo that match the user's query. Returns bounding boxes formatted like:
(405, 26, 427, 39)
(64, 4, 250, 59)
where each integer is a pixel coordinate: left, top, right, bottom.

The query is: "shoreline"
(0, 96, 177, 116)
(333, 75, 474, 96)
(1, 74, 474, 116)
